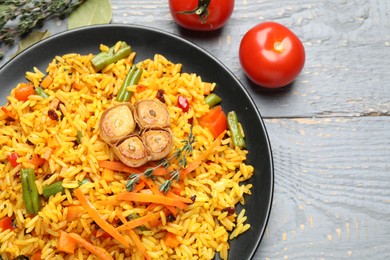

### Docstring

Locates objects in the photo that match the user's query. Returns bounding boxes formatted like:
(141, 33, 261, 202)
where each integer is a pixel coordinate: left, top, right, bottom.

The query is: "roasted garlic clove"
(114, 135, 150, 167)
(99, 103, 136, 145)
(135, 99, 170, 129)
(142, 128, 173, 161)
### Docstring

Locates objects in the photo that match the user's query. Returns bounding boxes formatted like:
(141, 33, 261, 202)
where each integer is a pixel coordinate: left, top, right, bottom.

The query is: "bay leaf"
(12, 30, 51, 57)
(68, 0, 112, 29)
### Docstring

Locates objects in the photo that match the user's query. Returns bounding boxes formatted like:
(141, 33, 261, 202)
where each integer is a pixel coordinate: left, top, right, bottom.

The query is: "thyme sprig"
(0, 0, 86, 59)
(126, 127, 195, 193)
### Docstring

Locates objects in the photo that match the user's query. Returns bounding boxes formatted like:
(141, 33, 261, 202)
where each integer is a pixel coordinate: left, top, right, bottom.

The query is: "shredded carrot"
(117, 192, 188, 210)
(68, 232, 113, 260)
(101, 168, 115, 182)
(1, 106, 15, 119)
(117, 212, 152, 260)
(40, 75, 53, 88)
(98, 160, 142, 175)
(138, 164, 173, 176)
(133, 181, 146, 193)
(58, 230, 76, 254)
(31, 251, 42, 260)
(73, 188, 130, 248)
(141, 177, 178, 215)
(128, 230, 151, 260)
(164, 232, 180, 248)
(166, 191, 193, 204)
(116, 212, 160, 231)
(66, 205, 84, 221)
(136, 85, 147, 93)
(180, 131, 225, 177)
(28, 154, 45, 168)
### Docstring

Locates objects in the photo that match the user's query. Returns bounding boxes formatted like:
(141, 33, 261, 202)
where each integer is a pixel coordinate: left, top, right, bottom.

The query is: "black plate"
(0, 24, 273, 260)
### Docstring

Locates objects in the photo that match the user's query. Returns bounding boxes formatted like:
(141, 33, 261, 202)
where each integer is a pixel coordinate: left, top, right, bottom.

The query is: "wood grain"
(1, 0, 389, 259)
(259, 117, 390, 259)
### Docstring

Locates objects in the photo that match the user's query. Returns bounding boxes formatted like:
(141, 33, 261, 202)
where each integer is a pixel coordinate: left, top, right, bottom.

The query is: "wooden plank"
(254, 116, 390, 259)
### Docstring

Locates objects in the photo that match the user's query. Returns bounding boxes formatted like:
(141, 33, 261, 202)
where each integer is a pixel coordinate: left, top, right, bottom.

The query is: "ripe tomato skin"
(169, 0, 234, 31)
(239, 22, 305, 88)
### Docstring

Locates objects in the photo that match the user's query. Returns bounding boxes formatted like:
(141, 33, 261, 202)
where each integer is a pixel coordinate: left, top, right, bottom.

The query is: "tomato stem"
(175, 0, 211, 24)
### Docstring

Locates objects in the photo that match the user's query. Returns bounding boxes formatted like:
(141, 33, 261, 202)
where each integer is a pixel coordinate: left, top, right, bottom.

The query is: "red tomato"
(169, 0, 234, 31)
(239, 22, 305, 88)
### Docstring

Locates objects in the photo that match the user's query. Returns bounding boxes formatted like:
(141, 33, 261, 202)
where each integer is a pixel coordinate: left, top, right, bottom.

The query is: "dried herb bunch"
(126, 127, 196, 193)
(0, 0, 85, 59)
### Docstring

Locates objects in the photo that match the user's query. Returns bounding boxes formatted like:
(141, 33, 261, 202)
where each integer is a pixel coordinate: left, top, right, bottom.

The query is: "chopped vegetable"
(203, 82, 212, 95)
(42, 181, 64, 199)
(116, 212, 151, 260)
(91, 41, 132, 72)
(21, 168, 40, 214)
(117, 66, 143, 102)
(40, 75, 53, 88)
(14, 83, 35, 101)
(1, 106, 15, 119)
(66, 205, 84, 221)
(136, 85, 147, 93)
(31, 251, 42, 260)
(28, 154, 45, 168)
(117, 192, 188, 210)
(68, 232, 113, 260)
(7, 152, 20, 167)
(177, 95, 189, 112)
(180, 131, 225, 178)
(204, 93, 222, 108)
(0, 216, 15, 231)
(101, 168, 114, 182)
(164, 232, 180, 248)
(34, 86, 48, 98)
(128, 230, 151, 260)
(227, 111, 246, 148)
(116, 212, 160, 231)
(73, 188, 130, 248)
(198, 105, 227, 138)
(98, 160, 143, 175)
(76, 130, 83, 145)
(58, 230, 76, 254)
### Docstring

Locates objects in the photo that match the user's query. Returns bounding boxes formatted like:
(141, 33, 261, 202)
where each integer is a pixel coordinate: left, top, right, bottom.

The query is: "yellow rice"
(0, 44, 254, 259)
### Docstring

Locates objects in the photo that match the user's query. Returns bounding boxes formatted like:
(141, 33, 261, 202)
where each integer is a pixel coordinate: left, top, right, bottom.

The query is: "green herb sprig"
(126, 127, 195, 193)
(0, 0, 85, 59)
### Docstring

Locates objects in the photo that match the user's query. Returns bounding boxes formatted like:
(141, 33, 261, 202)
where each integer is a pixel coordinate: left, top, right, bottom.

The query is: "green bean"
(205, 93, 222, 108)
(21, 168, 40, 214)
(35, 86, 48, 98)
(116, 66, 143, 102)
(227, 111, 246, 148)
(42, 181, 64, 199)
(91, 42, 132, 71)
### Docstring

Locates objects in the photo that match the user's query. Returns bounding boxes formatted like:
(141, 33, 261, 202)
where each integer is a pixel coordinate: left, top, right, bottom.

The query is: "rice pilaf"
(0, 43, 254, 259)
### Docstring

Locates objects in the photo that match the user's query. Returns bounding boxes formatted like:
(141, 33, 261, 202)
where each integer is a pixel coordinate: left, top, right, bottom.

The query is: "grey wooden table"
(1, 1, 389, 259)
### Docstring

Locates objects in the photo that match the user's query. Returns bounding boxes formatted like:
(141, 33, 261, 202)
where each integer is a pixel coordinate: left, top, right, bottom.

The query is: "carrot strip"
(117, 192, 188, 210)
(68, 232, 113, 260)
(73, 188, 130, 248)
(141, 177, 178, 215)
(180, 131, 225, 177)
(98, 160, 142, 174)
(133, 181, 146, 193)
(166, 191, 193, 204)
(203, 82, 213, 95)
(58, 230, 76, 254)
(128, 230, 151, 260)
(31, 251, 42, 260)
(117, 212, 152, 260)
(41, 75, 53, 88)
(116, 212, 160, 231)
(1, 106, 15, 119)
